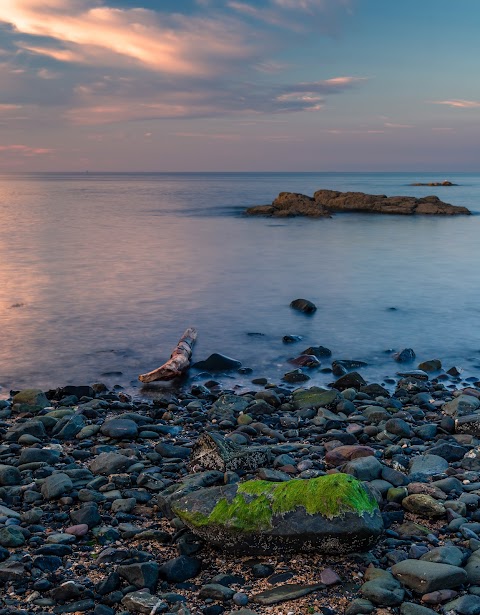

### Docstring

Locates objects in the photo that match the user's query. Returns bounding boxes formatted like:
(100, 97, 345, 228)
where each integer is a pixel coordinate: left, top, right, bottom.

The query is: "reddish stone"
(319, 568, 341, 585)
(325, 445, 375, 467)
(65, 524, 89, 536)
(421, 589, 458, 604)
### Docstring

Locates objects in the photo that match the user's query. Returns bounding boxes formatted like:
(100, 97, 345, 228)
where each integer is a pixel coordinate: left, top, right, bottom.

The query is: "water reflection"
(1, 172, 480, 396)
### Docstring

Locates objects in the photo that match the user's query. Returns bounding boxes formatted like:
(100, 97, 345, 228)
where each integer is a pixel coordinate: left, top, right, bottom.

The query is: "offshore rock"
(245, 190, 471, 217)
(172, 473, 383, 555)
(245, 192, 331, 218)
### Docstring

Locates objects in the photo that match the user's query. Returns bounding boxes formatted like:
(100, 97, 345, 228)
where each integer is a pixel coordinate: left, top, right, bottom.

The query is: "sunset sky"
(0, 0, 479, 171)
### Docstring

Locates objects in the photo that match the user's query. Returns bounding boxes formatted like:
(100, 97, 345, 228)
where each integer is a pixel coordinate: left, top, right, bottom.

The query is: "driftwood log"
(189, 432, 272, 473)
(139, 327, 197, 383)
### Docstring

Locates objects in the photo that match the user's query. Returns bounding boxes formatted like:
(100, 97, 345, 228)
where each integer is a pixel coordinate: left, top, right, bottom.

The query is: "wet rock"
(282, 369, 310, 383)
(193, 354, 242, 371)
(290, 298, 317, 313)
(334, 372, 366, 391)
(417, 359, 442, 372)
(391, 559, 467, 593)
(394, 349, 416, 363)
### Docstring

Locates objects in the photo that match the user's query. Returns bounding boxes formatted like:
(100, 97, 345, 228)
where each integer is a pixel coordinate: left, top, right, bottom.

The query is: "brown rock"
(325, 445, 375, 467)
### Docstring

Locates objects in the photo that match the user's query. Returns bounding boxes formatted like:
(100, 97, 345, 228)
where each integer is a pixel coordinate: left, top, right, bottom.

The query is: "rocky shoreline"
(2, 353, 480, 615)
(245, 190, 471, 217)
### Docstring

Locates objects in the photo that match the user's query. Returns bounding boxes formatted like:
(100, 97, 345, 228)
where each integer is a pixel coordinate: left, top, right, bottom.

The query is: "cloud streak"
(431, 99, 480, 109)
(0, 0, 255, 76)
(0, 144, 52, 155)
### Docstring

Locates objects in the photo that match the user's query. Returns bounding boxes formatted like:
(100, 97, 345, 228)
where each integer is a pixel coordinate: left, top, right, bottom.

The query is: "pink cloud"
(0, 144, 53, 155)
(431, 99, 480, 109)
(0, 0, 256, 76)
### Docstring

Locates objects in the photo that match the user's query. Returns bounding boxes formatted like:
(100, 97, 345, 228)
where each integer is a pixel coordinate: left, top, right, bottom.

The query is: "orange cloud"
(0, 0, 255, 76)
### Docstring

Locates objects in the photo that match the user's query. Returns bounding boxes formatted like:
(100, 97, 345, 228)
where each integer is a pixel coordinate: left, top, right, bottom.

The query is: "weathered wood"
(139, 327, 197, 383)
(189, 432, 272, 473)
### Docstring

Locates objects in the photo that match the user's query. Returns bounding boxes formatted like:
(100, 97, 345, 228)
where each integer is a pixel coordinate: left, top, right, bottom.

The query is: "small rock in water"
(290, 298, 317, 314)
(394, 348, 416, 362)
(193, 353, 242, 371)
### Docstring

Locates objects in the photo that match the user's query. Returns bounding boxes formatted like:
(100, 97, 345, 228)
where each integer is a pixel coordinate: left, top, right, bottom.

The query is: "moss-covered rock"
(12, 389, 49, 413)
(172, 473, 383, 554)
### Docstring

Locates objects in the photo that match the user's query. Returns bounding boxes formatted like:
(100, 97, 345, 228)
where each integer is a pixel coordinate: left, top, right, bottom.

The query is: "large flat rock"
(172, 473, 383, 555)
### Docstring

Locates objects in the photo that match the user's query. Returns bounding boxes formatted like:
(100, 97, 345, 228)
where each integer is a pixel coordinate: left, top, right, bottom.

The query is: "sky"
(0, 0, 479, 171)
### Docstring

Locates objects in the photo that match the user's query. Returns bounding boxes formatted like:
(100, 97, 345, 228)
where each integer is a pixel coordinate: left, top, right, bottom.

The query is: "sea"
(1, 171, 480, 399)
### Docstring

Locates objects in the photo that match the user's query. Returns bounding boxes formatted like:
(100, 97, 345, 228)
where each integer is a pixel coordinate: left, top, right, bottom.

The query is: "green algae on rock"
(172, 474, 383, 554)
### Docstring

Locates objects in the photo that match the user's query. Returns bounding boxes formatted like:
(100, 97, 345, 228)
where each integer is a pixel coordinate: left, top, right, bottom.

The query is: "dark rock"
(290, 298, 317, 314)
(391, 559, 467, 593)
(282, 369, 310, 383)
(394, 348, 416, 363)
(89, 452, 135, 476)
(417, 359, 442, 372)
(41, 473, 74, 500)
(159, 555, 201, 583)
(334, 372, 366, 390)
(70, 503, 101, 528)
(12, 388, 50, 411)
(193, 354, 242, 371)
(100, 419, 138, 439)
(0, 464, 22, 486)
(117, 562, 159, 591)
(18, 447, 60, 465)
(251, 583, 325, 605)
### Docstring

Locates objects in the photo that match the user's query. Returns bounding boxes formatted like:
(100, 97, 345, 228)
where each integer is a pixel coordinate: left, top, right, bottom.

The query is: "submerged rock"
(172, 473, 383, 554)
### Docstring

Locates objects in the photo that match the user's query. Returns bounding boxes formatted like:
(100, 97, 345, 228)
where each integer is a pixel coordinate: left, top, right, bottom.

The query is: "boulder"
(172, 473, 383, 555)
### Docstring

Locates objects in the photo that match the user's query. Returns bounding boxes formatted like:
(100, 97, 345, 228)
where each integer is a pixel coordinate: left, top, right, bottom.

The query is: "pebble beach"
(2, 348, 480, 615)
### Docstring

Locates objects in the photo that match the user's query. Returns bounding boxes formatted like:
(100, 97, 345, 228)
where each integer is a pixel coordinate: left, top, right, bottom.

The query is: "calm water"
(1, 171, 480, 398)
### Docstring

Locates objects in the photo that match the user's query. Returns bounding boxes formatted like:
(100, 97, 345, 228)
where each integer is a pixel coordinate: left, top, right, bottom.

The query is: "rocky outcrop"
(245, 192, 331, 218)
(245, 189, 471, 217)
(410, 181, 457, 186)
(172, 473, 383, 555)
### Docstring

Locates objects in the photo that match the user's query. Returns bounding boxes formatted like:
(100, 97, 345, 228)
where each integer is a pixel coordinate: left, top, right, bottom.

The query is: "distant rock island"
(245, 189, 471, 217)
(410, 180, 458, 186)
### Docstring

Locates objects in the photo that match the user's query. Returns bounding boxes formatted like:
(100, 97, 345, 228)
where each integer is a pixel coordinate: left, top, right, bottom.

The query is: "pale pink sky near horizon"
(0, 0, 479, 171)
